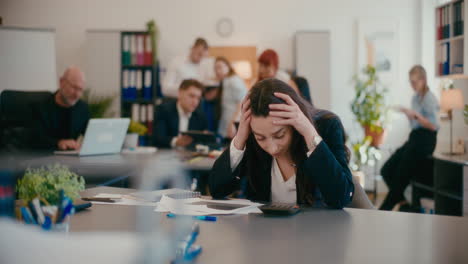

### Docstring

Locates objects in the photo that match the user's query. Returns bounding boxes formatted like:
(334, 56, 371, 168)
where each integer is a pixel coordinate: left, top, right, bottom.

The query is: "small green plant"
(128, 120, 148, 136)
(82, 89, 115, 118)
(17, 164, 85, 204)
(350, 136, 382, 171)
(351, 65, 390, 133)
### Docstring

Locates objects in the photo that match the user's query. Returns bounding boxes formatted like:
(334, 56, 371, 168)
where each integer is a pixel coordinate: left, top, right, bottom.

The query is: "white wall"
(1, 0, 421, 147)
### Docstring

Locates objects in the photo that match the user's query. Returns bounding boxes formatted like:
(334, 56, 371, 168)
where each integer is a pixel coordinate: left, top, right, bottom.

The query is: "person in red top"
(257, 49, 298, 92)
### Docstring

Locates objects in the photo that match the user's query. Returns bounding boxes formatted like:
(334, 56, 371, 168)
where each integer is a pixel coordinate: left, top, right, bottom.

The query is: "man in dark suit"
(153, 79, 208, 148)
(31, 66, 90, 150)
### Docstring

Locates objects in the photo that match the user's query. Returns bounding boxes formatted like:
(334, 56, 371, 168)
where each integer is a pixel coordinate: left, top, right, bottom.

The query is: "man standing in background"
(31, 66, 90, 150)
(162, 38, 216, 98)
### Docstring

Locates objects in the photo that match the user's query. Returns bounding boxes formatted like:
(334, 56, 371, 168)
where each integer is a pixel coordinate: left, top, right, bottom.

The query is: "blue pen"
(194, 215, 217, 221)
(58, 198, 74, 223)
(167, 213, 217, 222)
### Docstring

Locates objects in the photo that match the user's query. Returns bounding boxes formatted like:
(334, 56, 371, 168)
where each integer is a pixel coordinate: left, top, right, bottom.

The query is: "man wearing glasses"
(31, 66, 90, 150)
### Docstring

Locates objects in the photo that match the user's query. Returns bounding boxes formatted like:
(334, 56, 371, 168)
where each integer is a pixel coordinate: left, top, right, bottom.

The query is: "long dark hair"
(245, 78, 349, 204)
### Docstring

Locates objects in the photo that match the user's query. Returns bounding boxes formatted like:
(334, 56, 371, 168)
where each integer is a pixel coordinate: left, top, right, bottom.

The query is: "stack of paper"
(154, 195, 263, 216)
(91, 193, 157, 206)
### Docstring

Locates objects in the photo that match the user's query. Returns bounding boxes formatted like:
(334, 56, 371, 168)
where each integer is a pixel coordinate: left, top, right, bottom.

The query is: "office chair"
(0, 90, 52, 152)
(292, 76, 313, 105)
(347, 176, 375, 209)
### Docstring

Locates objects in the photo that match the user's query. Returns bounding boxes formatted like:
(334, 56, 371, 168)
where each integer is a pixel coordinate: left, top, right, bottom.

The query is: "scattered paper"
(121, 147, 157, 154)
(154, 195, 263, 215)
(91, 193, 157, 206)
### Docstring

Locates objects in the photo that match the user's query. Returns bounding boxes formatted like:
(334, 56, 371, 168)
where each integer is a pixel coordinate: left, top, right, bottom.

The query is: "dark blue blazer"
(153, 101, 208, 148)
(209, 110, 354, 209)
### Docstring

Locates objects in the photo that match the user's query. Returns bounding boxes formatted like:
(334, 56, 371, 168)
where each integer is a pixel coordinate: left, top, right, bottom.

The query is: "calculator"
(259, 203, 301, 216)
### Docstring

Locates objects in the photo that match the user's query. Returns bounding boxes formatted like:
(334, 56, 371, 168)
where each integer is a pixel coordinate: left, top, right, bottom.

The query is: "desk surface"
(73, 187, 468, 264)
(433, 152, 468, 166)
(5, 149, 215, 185)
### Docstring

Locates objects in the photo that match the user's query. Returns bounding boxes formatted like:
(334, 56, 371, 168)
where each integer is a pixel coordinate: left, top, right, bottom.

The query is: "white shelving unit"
(435, 0, 468, 78)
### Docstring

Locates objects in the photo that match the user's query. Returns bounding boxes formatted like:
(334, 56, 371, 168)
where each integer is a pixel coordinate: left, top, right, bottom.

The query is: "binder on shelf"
(129, 70, 137, 99)
(137, 34, 144, 66)
(122, 70, 130, 100)
(444, 6, 447, 38)
(144, 34, 153, 65)
(438, 8, 443, 40)
(139, 104, 148, 146)
(454, 1, 464, 36)
(136, 70, 143, 98)
(143, 69, 152, 100)
(147, 104, 154, 136)
(460, 1, 465, 35)
(131, 104, 140, 122)
(442, 42, 451, 75)
(130, 34, 137, 65)
(454, 2, 458, 36)
(140, 103, 147, 124)
(447, 6, 451, 38)
(122, 35, 131, 65)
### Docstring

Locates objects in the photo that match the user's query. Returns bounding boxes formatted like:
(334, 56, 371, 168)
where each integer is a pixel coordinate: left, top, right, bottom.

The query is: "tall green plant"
(351, 65, 389, 133)
(82, 89, 115, 118)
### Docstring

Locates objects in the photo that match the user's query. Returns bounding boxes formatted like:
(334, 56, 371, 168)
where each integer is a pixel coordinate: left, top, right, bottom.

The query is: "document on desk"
(154, 195, 263, 215)
(89, 193, 158, 206)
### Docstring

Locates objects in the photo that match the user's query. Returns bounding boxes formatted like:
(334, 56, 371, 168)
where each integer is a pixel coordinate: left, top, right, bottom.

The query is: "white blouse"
(229, 140, 314, 204)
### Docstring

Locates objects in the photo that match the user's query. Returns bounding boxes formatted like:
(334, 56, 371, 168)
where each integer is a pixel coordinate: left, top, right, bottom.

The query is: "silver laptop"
(54, 118, 130, 156)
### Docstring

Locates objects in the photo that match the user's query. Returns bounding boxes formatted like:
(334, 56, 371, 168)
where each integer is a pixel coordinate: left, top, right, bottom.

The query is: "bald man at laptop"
(31, 66, 90, 150)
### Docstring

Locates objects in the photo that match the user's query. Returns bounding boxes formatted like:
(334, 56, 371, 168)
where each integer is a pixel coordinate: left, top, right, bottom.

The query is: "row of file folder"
(439, 43, 451, 76)
(122, 34, 153, 66)
(122, 70, 153, 100)
(437, 5, 452, 40)
(131, 104, 154, 136)
(453, 1, 465, 36)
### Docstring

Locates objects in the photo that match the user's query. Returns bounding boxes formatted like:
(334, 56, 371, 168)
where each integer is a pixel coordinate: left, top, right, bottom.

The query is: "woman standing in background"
(257, 49, 299, 95)
(214, 57, 247, 140)
(380, 65, 439, 211)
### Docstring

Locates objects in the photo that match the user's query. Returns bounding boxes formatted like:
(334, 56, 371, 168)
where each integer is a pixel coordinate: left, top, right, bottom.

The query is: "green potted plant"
(17, 164, 85, 204)
(350, 136, 382, 187)
(351, 65, 390, 147)
(81, 89, 116, 118)
(124, 120, 148, 149)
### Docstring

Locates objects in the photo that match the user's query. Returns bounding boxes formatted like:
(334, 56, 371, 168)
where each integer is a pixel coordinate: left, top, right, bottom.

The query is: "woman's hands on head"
(269, 92, 320, 151)
(233, 96, 251, 150)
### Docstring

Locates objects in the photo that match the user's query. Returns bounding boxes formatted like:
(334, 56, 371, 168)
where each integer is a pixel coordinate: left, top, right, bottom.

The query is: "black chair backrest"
(0, 90, 53, 151)
(0, 90, 52, 125)
(292, 76, 313, 105)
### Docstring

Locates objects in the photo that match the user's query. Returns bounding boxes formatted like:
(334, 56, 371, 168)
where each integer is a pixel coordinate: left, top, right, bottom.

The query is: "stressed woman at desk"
(209, 79, 354, 209)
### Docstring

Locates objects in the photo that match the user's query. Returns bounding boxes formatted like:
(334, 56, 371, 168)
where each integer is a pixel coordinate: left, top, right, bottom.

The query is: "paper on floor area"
(90, 193, 158, 206)
(154, 195, 263, 215)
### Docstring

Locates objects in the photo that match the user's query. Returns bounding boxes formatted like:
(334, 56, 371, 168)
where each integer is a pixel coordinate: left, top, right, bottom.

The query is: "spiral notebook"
(129, 188, 201, 202)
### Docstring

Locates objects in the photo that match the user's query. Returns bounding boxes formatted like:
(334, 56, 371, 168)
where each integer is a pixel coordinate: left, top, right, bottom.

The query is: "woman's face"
(250, 115, 293, 158)
(215, 60, 230, 80)
(409, 73, 426, 93)
(258, 63, 277, 80)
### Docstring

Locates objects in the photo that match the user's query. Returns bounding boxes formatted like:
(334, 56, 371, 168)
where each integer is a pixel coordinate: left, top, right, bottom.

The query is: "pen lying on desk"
(81, 197, 119, 203)
(167, 213, 217, 222)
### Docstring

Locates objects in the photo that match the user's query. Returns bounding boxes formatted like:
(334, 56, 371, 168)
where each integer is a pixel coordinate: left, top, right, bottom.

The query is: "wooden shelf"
(122, 98, 155, 104)
(413, 182, 436, 193)
(122, 65, 154, 69)
(437, 189, 463, 201)
(437, 35, 465, 43)
(436, 73, 468, 79)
